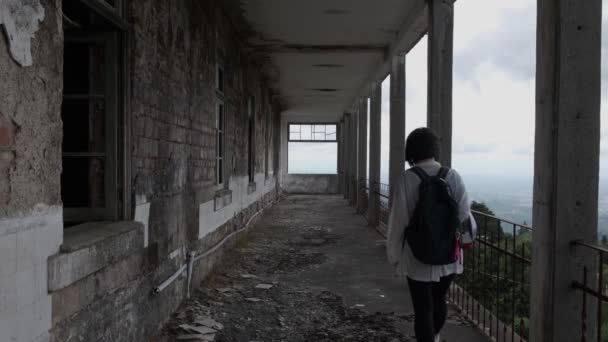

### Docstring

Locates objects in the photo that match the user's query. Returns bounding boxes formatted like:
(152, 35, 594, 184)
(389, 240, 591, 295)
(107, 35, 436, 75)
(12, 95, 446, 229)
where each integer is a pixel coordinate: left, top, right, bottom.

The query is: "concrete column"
(368, 83, 382, 226)
(427, 0, 453, 167)
(349, 111, 358, 206)
(357, 98, 368, 213)
(389, 54, 406, 205)
(530, 1, 602, 341)
(343, 115, 351, 199)
(338, 118, 344, 194)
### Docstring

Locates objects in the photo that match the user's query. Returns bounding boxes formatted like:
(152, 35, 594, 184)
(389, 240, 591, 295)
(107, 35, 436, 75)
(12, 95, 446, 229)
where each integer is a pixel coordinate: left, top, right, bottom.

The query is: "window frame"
(286, 122, 339, 175)
(216, 102, 225, 185)
(78, 0, 128, 29)
(288, 123, 338, 143)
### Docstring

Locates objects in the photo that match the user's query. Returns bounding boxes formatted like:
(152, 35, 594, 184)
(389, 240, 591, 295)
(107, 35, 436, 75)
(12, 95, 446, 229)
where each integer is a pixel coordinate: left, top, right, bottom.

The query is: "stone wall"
(0, 1, 63, 342)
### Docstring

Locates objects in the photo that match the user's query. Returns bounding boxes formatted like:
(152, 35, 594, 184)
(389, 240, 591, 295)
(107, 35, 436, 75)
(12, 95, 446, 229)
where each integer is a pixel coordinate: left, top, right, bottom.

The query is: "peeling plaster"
(0, 0, 45, 67)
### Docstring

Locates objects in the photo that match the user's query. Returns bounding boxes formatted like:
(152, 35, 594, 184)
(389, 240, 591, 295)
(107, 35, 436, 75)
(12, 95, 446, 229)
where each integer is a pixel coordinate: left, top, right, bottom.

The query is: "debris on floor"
(157, 196, 485, 342)
(158, 204, 412, 342)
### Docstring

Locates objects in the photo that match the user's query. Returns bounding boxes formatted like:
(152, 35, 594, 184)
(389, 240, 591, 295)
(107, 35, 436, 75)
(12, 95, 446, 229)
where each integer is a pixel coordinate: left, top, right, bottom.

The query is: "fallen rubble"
(158, 207, 412, 342)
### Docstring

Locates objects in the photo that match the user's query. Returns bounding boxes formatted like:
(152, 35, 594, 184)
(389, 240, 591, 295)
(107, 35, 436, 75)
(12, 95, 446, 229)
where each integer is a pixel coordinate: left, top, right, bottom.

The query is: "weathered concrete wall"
(48, 1, 280, 342)
(283, 174, 339, 194)
(0, 1, 63, 341)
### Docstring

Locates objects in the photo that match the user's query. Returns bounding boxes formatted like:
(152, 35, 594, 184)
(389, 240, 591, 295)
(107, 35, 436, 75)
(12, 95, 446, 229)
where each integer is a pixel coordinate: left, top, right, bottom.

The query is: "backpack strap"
(437, 166, 450, 179)
(409, 166, 429, 181)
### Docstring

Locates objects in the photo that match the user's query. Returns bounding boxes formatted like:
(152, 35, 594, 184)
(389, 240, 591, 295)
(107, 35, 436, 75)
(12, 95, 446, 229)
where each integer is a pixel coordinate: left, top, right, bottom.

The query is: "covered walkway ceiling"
(243, 0, 428, 118)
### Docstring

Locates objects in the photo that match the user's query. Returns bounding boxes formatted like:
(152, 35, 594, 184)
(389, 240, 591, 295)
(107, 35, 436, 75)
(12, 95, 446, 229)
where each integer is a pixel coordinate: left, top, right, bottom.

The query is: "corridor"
(158, 195, 489, 341)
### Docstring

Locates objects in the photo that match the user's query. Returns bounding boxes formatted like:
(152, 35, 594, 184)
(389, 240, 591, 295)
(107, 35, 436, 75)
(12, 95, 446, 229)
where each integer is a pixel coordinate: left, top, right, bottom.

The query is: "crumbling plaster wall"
(0, 0, 46, 67)
(0, 1, 63, 342)
(0, 0, 62, 217)
(49, 1, 280, 341)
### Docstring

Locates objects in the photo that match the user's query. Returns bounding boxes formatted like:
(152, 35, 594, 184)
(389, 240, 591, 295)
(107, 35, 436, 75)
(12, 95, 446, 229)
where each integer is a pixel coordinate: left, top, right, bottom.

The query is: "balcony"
(0, 0, 603, 341)
(354, 183, 608, 342)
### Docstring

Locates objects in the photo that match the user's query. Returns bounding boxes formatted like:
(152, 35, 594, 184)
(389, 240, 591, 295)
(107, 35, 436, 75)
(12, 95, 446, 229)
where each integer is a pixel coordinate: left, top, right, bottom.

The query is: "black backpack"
(404, 166, 461, 265)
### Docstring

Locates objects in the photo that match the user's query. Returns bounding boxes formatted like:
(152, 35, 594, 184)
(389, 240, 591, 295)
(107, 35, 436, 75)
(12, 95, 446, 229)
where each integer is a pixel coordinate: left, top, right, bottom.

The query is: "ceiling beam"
(249, 44, 387, 54)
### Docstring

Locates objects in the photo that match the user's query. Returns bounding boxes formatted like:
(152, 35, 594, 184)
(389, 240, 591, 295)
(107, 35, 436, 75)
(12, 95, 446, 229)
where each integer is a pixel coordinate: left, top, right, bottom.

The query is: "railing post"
(357, 98, 368, 213)
(368, 82, 382, 226)
(531, 0, 602, 341)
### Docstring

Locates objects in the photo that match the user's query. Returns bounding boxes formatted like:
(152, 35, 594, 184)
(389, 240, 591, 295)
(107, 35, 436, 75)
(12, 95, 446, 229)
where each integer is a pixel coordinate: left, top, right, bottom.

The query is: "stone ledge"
(48, 221, 144, 292)
(214, 189, 233, 211)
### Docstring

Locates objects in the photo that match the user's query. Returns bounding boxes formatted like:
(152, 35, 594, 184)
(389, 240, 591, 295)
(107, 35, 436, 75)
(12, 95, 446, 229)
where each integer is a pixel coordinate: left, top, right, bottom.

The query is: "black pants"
(407, 274, 455, 342)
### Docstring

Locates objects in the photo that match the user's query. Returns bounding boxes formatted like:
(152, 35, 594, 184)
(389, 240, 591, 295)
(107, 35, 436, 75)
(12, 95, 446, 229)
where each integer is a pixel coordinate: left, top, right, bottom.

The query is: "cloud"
(364, 1, 608, 181)
(454, 5, 537, 86)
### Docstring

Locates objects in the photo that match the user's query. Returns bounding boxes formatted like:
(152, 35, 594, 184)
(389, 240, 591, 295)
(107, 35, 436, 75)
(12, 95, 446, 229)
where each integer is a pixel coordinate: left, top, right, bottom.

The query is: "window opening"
(287, 123, 338, 174)
(216, 103, 225, 185)
(61, 3, 122, 226)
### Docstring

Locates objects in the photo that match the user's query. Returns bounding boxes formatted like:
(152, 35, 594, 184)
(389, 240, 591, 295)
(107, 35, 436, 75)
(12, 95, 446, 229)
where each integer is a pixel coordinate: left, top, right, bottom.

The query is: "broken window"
(288, 124, 338, 174)
(61, 1, 125, 225)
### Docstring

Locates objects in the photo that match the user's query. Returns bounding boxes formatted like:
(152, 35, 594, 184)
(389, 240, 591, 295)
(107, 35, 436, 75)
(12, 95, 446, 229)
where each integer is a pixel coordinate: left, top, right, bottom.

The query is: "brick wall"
(48, 1, 281, 341)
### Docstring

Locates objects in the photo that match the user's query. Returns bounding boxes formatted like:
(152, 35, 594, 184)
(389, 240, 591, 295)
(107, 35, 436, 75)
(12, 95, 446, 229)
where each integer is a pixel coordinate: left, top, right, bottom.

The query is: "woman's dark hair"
(405, 127, 440, 165)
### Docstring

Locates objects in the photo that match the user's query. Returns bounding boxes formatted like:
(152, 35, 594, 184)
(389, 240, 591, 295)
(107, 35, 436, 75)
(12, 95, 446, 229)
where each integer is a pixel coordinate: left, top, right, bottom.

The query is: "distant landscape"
(380, 170, 608, 235)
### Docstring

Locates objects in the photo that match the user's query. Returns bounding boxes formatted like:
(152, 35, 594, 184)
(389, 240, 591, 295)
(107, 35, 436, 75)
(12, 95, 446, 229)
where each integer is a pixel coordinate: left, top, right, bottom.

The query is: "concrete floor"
(161, 194, 491, 341)
(271, 194, 490, 341)
(260, 195, 489, 342)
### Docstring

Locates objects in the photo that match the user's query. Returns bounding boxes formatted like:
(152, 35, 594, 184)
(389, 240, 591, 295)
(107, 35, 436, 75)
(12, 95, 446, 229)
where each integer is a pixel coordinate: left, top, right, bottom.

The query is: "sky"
(291, 0, 608, 187)
(379, 0, 608, 181)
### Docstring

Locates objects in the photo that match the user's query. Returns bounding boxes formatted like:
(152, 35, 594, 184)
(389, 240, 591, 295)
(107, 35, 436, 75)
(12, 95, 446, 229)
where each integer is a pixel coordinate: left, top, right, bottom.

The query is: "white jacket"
(386, 159, 477, 282)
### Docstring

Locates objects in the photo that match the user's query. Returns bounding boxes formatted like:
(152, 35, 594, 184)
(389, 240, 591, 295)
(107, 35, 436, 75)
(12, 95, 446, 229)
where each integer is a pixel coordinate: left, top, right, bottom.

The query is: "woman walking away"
(387, 128, 476, 342)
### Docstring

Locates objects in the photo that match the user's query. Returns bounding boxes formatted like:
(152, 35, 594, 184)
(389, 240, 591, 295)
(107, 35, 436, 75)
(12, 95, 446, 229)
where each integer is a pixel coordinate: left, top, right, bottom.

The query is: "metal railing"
(353, 181, 608, 342)
(359, 178, 369, 215)
(374, 181, 390, 226)
(571, 240, 608, 342)
(356, 182, 533, 341)
(451, 211, 532, 342)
